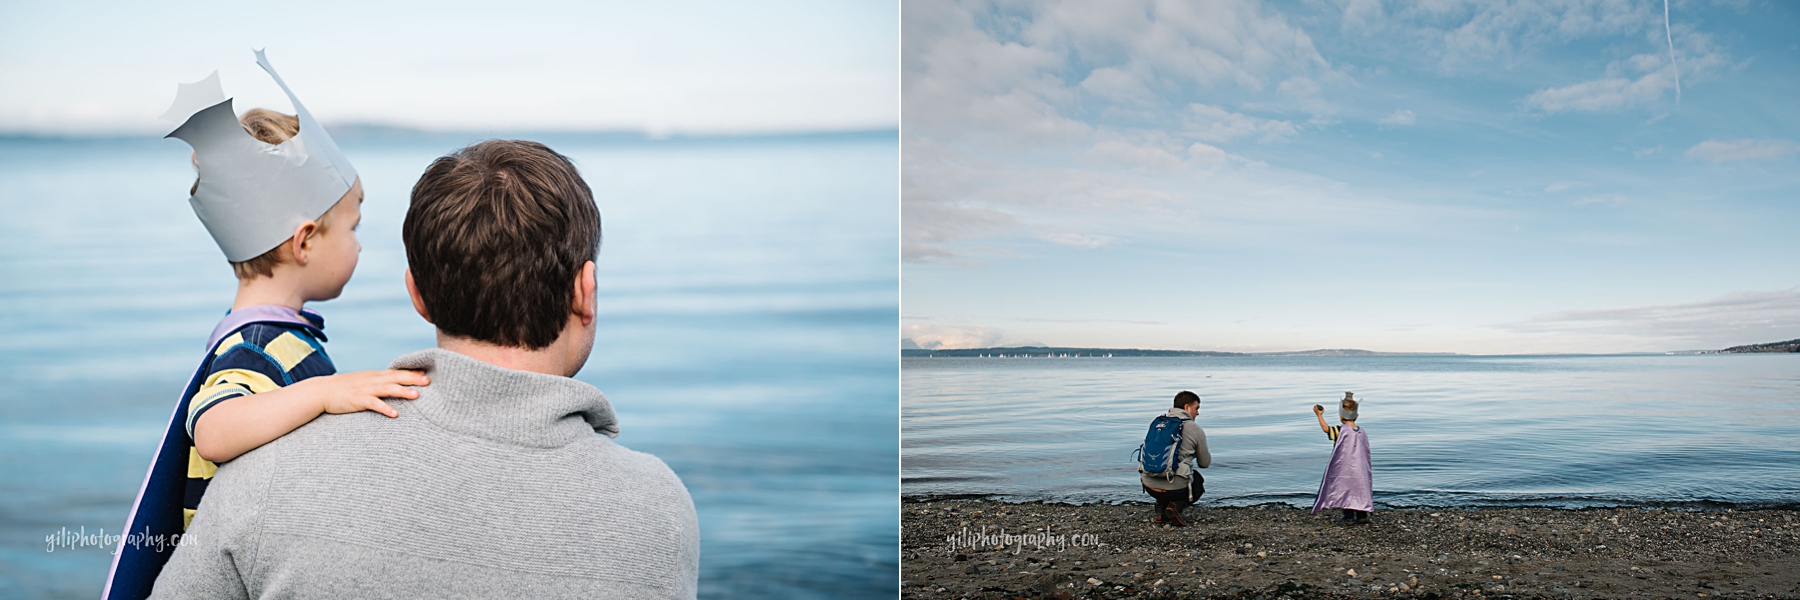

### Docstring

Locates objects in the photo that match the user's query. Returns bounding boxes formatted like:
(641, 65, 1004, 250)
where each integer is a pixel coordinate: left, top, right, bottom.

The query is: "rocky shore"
(902, 499, 1800, 599)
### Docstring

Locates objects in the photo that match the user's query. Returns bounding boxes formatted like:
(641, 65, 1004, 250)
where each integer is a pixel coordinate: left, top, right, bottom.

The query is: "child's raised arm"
(1312, 404, 1330, 433)
(193, 369, 428, 463)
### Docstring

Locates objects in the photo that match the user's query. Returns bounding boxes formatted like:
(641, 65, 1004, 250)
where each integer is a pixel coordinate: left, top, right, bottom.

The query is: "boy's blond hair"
(1341, 398, 1359, 412)
(189, 108, 336, 280)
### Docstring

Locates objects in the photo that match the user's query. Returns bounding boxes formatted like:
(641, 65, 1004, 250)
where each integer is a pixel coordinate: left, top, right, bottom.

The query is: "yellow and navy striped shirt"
(1325, 424, 1360, 442)
(182, 315, 334, 529)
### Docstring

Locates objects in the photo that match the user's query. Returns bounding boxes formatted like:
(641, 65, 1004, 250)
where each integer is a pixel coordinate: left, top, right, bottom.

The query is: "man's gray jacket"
(1139, 407, 1211, 491)
(150, 348, 699, 599)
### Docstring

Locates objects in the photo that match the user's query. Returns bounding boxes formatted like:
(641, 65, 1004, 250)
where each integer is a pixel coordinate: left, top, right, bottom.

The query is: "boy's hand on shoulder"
(299, 369, 430, 418)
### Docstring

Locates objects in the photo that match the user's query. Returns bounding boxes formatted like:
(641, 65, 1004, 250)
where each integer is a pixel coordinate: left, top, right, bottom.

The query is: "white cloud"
(1572, 194, 1627, 206)
(1078, 66, 1156, 105)
(902, 0, 1090, 146)
(1186, 142, 1230, 166)
(900, 1, 1353, 263)
(1037, 231, 1115, 248)
(1028, 0, 1333, 94)
(1501, 288, 1800, 348)
(1183, 103, 1299, 143)
(904, 0, 1341, 149)
(1082, 139, 1184, 172)
(1632, 145, 1664, 159)
(1524, 75, 1671, 113)
(1341, 0, 1656, 70)
(1377, 109, 1416, 126)
(1544, 181, 1586, 193)
(1522, 25, 1731, 114)
(901, 323, 1038, 350)
(1685, 139, 1800, 163)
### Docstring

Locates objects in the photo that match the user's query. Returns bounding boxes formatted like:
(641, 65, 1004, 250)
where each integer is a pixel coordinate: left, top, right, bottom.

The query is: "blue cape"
(101, 306, 317, 600)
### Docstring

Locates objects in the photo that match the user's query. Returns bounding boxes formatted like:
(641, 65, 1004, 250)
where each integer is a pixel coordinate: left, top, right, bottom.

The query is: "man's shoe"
(1165, 507, 1188, 527)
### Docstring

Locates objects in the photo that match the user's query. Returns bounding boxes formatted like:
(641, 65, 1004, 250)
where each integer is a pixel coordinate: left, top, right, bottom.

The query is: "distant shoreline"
(898, 346, 1748, 358)
(902, 346, 1458, 358)
(901, 339, 1800, 358)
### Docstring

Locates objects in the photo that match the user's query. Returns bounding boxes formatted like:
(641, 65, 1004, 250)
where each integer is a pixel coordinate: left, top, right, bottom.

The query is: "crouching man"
(1139, 391, 1211, 527)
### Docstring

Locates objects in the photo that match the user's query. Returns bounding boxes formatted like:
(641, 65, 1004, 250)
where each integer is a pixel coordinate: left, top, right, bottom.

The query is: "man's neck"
(436, 331, 579, 377)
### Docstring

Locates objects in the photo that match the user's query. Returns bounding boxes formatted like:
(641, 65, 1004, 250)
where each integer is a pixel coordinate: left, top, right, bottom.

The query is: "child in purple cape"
(1310, 392, 1372, 525)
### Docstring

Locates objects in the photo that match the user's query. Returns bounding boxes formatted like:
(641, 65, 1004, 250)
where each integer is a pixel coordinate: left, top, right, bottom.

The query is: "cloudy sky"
(903, 0, 1800, 354)
(0, 1, 896, 135)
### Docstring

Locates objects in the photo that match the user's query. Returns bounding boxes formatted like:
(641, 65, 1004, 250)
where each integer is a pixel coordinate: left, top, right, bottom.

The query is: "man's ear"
(571, 261, 596, 326)
(405, 268, 433, 324)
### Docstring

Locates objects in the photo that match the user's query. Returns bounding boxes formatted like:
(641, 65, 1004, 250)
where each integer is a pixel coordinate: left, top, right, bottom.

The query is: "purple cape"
(1310, 425, 1373, 513)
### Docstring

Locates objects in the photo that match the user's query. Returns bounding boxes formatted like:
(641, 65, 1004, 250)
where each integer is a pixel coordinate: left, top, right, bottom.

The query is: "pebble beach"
(902, 499, 1800, 599)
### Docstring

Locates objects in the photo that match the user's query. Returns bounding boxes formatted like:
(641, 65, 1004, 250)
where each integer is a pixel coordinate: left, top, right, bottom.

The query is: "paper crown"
(161, 49, 359, 262)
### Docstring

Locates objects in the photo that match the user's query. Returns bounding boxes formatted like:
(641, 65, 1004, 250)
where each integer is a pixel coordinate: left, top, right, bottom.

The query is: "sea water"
(903, 355, 1800, 508)
(0, 133, 897, 599)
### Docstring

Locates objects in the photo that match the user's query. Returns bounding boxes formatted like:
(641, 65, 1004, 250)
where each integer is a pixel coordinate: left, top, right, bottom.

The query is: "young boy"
(1310, 392, 1373, 525)
(104, 51, 426, 600)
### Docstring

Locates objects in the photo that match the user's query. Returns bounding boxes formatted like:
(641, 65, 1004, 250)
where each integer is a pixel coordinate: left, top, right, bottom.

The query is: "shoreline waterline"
(903, 494, 1800, 512)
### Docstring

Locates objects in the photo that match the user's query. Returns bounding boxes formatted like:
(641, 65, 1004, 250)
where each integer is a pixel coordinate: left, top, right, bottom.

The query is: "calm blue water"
(0, 134, 898, 599)
(903, 355, 1800, 509)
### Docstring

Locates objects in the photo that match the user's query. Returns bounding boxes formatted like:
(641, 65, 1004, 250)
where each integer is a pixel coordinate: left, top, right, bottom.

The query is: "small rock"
(1087, 577, 1103, 586)
(1257, 551, 1267, 558)
(1347, 568, 1358, 577)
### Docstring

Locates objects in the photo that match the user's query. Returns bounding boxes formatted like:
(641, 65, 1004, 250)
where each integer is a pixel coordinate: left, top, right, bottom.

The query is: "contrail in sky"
(1665, 0, 1681, 106)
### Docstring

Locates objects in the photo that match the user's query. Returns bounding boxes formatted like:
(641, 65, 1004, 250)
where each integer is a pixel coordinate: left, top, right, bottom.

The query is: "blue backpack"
(1134, 415, 1186, 478)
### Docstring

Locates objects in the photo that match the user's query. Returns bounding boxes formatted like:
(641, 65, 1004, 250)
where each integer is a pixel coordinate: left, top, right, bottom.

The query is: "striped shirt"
(182, 313, 334, 529)
(1325, 424, 1360, 442)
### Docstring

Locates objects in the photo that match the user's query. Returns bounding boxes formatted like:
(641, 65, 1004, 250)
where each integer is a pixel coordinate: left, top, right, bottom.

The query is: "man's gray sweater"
(150, 348, 699, 599)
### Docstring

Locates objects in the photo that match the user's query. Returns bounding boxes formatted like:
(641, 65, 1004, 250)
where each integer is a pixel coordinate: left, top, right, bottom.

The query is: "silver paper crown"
(161, 49, 359, 262)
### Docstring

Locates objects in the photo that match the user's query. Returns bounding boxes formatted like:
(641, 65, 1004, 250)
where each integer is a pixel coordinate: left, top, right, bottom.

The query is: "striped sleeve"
(1326, 425, 1340, 442)
(186, 338, 286, 439)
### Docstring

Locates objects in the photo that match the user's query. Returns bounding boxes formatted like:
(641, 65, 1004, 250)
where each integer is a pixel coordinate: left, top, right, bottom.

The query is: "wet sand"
(902, 499, 1800, 599)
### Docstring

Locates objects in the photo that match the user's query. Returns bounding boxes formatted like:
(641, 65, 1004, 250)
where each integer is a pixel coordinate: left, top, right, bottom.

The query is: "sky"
(0, 0, 896, 135)
(902, 0, 1800, 354)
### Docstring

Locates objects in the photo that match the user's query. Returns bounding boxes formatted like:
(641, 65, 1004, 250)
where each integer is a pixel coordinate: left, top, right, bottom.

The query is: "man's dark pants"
(1142, 473, 1204, 519)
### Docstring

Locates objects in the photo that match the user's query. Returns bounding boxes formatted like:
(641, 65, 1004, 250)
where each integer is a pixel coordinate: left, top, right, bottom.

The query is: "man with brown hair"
(1140, 390, 1211, 527)
(152, 140, 700, 599)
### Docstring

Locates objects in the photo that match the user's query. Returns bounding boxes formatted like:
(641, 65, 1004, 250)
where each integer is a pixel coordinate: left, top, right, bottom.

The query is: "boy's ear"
(289, 221, 319, 266)
(405, 269, 433, 324)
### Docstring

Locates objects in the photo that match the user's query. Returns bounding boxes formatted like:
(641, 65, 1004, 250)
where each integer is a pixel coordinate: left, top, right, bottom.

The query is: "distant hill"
(1719, 339, 1800, 353)
(902, 346, 1241, 358)
(900, 346, 1458, 358)
(1262, 348, 1459, 357)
